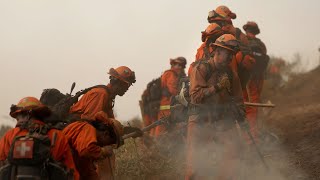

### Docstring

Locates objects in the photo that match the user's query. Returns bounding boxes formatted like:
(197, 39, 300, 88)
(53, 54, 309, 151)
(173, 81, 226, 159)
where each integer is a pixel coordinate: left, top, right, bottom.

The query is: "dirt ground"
(262, 66, 320, 179)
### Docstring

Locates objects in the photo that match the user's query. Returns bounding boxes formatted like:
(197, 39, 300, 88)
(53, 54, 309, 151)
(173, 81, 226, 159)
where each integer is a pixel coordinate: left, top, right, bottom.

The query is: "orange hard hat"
(207, 10, 231, 23)
(212, 34, 239, 53)
(10, 97, 51, 118)
(215, 5, 237, 19)
(201, 23, 223, 42)
(170, 57, 187, 68)
(108, 66, 136, 85)
(205, 23, 222, 34)
(243, 21, 260, 35)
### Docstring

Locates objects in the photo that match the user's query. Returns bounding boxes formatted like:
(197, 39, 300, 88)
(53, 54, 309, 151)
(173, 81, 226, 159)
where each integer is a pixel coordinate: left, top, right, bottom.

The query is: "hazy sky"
(1, 0, 320, 126)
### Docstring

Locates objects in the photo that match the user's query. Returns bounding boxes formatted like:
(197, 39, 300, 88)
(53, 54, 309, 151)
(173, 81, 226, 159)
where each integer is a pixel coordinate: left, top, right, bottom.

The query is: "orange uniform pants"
(154, 109, 170, 137)
(243, 78, 264, 143)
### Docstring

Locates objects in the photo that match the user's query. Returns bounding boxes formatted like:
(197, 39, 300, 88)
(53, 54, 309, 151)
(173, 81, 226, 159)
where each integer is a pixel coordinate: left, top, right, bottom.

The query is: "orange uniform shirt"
(70, 85, 115, 120)
(159, 70, 179, 110)
(155, 69, 180, 136)
(62, 121, 102, 180)
(68, 85, 116, 180)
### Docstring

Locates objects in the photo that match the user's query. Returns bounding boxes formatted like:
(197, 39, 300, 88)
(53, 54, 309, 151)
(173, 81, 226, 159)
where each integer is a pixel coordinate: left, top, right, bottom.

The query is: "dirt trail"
(263, 66, 320, 179)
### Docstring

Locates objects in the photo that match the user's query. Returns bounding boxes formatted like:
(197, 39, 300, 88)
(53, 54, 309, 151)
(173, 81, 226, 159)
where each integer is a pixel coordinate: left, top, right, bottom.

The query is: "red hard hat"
(108, 66, 136, 85)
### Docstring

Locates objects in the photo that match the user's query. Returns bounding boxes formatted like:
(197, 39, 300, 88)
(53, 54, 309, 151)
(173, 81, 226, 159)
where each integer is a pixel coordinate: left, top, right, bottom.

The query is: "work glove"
(215, 73, 231, 93)
(99, 146, 114, 159)
(123, 126, 144, 138)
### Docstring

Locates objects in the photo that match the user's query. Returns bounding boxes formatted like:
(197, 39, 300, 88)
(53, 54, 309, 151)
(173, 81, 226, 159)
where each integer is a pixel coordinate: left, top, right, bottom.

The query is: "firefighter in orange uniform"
(63, 111, 124, 180)
(69, 66, 136, 121)
(243, 21, 269, 141)
(186, 34, 248, 179)
(65, 66, 141, 179)
(188, 23, 224, 76)
(0, 97, 79, 180)
(155, 57, 187, 137)
(208, 6, 256, 93)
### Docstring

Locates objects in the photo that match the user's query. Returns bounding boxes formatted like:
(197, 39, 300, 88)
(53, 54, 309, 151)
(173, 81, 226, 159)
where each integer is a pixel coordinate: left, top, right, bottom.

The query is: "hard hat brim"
(10, 105, 51, 119)
(108, 69, 133, 86)
(212, 43, 235, 53)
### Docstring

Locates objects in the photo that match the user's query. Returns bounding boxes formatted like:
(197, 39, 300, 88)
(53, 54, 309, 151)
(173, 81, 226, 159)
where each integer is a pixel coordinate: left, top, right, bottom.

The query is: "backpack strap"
(194, 60, 214, 82)
(235, 28, 242, 41)
(26, 122, 52, 136)
(235, 28, 252, 57)
(73, 85, 109, 100)
(203, 46, 211, 59)
(203, 40, 213, 59)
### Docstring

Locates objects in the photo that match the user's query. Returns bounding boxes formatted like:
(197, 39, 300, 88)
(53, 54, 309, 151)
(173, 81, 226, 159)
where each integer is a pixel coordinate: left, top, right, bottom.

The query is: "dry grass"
(115, 131, 186, 180)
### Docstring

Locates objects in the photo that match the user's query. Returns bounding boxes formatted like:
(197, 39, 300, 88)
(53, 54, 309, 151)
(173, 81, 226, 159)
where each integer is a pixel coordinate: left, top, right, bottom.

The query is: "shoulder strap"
(203, 41, 212, 59)
(226, 68, 233, 84)
(235, 28, 241, 40)
(195, 60, 214, 81)
(27, 122, 52, 135)
(203, 46, 210, 59)
(205, 62, 214, 82)
(74, 85, 109, 99)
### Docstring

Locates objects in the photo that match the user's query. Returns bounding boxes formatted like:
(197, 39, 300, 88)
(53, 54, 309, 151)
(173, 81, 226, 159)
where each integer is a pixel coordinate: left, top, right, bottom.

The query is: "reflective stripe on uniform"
(159, 105, 171, 110)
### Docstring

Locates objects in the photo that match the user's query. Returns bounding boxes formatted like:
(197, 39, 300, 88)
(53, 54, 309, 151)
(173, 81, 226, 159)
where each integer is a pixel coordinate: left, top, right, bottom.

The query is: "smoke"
(115, 117, 308, 179)
(183, 119, 308, 180)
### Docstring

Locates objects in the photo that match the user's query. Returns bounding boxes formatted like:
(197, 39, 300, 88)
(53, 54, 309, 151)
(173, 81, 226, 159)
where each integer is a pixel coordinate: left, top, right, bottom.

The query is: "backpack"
(235, 28, 251, 54)
(142, 77, 162, 118)
(0, 125, 73, 180)
(142, 70, 184, 118)
(40, 84, 109, 124)
(234, 28, 255, 87)
(148, 77, 162, 103)
(248, 37, 270, 78)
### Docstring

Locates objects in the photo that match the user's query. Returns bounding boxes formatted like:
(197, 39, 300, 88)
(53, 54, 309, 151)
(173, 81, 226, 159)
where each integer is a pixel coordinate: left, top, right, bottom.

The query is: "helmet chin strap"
(27, 110, 32, 121)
